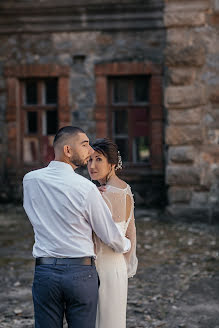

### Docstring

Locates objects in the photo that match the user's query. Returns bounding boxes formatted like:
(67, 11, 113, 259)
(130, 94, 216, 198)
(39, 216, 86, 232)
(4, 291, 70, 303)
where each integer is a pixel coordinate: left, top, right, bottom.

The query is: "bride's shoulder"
(109, 177, 128, 190)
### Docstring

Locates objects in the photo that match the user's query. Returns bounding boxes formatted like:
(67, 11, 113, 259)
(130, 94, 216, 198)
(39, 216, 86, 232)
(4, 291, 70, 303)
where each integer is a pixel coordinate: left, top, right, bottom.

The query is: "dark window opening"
(133, 76, 150, 103)
(114, 110, 128, 135)
(27, 111, 38, 134)
(45, 79, 58, 104)
(25, 80, 37, 105)
(114, 138, 129, 162)
(113, 78, 129, 104)
(43, 110, 58, 135)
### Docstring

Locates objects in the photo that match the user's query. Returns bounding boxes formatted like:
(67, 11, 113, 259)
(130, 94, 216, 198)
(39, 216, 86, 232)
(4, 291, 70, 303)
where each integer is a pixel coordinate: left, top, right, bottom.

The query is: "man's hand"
(97, 185, 107, 193)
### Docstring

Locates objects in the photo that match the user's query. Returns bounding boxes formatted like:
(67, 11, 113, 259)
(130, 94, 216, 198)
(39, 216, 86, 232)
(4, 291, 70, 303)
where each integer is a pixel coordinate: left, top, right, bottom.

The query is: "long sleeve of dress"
(124, 192, 138, 278)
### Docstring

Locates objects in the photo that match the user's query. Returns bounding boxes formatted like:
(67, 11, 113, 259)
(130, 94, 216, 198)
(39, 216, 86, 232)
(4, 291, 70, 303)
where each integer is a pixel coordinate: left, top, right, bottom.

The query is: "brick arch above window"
(4, 64, 70, 172)
(94, 61, 163, 171)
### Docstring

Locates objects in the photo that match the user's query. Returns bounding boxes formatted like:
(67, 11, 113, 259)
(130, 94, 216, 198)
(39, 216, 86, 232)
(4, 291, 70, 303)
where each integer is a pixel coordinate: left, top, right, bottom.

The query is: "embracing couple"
(23, 126, 138, 328)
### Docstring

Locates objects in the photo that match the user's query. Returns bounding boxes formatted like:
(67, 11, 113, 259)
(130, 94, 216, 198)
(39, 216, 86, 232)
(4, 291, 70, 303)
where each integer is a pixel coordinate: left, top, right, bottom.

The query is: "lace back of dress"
(101, 185, 138, 278)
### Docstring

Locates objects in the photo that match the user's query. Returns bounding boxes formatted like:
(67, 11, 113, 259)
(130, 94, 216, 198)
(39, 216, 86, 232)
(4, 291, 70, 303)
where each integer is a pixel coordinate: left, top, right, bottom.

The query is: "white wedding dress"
(94, 184, 138, 328)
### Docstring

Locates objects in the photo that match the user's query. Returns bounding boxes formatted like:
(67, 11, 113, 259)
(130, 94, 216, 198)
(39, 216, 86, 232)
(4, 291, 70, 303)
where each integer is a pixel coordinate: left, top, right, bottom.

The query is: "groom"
(23, 126, 131, 328)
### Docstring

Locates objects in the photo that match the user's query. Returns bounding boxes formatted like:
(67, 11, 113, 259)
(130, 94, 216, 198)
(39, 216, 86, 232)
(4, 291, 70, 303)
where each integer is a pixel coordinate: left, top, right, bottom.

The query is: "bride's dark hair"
(91, 138, 120, 168)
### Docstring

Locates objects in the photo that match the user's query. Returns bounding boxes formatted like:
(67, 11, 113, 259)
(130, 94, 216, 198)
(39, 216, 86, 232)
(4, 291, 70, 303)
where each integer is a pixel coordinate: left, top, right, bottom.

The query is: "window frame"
(4, 64, 70, 171)
(20, 79, 59, 165)
(94, 61, 163, 172)
(108, 76, 151, 164)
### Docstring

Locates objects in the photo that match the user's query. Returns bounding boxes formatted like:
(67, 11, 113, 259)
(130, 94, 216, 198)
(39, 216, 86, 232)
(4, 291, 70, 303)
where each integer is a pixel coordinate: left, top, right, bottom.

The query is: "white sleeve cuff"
(123, 237, 131, 253)
(115, 223, 131, 253)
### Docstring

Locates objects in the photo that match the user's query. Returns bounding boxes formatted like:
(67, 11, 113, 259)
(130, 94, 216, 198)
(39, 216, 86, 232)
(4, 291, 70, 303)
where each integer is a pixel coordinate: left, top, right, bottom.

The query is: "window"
(5, 64, 70, 170)
(21, 78, 58, 164)
(109, 76, 150, 163)
(95, 62, 163, 171)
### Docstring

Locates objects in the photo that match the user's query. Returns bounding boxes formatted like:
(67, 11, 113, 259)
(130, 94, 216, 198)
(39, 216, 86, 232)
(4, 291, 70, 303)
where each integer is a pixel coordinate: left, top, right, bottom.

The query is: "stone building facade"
(0, 0, 218, 220)
(164, 0, 219, 220)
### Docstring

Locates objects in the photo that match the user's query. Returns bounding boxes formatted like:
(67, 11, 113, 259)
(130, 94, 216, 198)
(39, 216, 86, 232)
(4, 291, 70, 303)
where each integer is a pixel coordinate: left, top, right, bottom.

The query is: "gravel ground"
(0, 206, 218, 328)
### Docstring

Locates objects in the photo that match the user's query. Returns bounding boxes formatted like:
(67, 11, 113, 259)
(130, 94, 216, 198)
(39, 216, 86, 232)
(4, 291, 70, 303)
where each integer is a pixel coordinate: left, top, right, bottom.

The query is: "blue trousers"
(32, 263, 99, 328)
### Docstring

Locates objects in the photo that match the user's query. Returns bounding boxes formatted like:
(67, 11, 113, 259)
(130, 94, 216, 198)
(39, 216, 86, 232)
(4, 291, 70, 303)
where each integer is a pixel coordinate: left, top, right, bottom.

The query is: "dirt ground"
(0, 205, 218, 328)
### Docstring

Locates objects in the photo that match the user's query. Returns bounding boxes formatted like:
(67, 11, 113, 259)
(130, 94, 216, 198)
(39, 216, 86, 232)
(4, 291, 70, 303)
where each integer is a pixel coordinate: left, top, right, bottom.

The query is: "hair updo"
(91, 138, 122, 170)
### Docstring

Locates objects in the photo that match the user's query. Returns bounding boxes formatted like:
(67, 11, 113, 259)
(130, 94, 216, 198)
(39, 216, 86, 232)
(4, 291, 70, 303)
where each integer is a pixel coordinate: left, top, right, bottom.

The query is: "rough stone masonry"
(0, 0, 218, 221)
(164, 0, 219, 220)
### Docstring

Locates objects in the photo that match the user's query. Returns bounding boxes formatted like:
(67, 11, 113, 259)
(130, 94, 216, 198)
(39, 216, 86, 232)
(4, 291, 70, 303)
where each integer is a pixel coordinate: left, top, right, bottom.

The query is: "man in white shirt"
(23, 126, 131, 328)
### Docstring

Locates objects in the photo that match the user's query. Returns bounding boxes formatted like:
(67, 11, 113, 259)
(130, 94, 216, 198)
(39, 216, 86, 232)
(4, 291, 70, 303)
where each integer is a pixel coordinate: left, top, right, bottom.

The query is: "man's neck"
(54, 157, 77, 170)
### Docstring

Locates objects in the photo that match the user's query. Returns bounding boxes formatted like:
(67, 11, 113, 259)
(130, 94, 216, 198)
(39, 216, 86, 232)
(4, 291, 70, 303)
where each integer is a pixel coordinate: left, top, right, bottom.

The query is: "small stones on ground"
(14, 308, 23, 315)
(1, 207, 219, 328)
(14, 281, 21, 287)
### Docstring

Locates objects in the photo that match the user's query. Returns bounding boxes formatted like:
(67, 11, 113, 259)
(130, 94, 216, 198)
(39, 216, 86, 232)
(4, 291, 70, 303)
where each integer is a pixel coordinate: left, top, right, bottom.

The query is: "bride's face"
(88, 151, 111, 182)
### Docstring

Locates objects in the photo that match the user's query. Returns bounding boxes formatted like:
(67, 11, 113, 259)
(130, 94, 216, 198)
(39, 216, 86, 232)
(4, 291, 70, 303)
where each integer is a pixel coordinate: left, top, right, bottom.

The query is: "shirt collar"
(48, 161, 75, 173)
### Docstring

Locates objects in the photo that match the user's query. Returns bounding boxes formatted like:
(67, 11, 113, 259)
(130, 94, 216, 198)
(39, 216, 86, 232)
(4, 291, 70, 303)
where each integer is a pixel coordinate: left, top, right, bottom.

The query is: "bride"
(87, 138, 138, 328)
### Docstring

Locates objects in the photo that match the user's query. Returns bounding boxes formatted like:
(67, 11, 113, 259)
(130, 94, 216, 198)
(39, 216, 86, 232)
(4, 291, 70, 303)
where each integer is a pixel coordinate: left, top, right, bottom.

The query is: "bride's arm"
(124, 194, 138, 278)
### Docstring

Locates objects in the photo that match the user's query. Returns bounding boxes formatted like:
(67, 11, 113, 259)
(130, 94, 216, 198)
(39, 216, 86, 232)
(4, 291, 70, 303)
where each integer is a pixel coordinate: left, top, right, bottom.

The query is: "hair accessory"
(115, 151, 123, 171)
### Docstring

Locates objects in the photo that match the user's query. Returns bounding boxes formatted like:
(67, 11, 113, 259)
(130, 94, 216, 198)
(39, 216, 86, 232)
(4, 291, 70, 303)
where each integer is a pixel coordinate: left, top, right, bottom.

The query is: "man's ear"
(63, 145, 72, 158)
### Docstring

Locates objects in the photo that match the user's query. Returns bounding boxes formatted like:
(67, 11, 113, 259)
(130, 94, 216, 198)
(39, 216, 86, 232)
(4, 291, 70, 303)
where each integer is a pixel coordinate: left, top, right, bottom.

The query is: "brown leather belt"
(35, 257, 94, 266)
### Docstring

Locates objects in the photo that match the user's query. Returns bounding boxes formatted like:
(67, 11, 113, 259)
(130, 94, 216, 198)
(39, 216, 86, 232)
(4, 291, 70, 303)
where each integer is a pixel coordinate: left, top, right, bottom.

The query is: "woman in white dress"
(87, 138, 138, 328)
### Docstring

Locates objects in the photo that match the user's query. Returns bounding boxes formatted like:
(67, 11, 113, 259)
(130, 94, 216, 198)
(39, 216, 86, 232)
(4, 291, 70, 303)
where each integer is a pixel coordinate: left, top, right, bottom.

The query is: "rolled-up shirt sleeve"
(84, 186, 131, 253)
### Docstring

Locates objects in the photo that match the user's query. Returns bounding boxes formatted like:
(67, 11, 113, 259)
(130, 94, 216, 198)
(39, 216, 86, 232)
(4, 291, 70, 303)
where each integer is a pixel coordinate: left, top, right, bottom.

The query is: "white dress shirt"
(23, 161, 131, 258)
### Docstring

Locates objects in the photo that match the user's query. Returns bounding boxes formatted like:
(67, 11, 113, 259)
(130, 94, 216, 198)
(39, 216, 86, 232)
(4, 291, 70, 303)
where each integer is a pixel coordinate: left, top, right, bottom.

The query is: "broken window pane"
(42, 136, 55, 163)
(25, 80, 37, 105)
(23, 137, 39, 163)
(27, 112, 37, 134)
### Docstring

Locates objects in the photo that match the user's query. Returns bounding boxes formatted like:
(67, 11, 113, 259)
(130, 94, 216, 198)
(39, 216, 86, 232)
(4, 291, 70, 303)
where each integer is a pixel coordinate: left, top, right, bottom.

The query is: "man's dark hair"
(53, 126, 85, 147)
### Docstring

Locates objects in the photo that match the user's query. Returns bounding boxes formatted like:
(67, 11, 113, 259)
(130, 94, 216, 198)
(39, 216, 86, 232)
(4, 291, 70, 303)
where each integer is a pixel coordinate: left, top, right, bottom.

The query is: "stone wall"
(0, 0, 218, 220)
(0, 57, 7, 200)
(0, 28, 165, 135)
(164, 0, 219, 220)
(0, 0, 165, 203)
